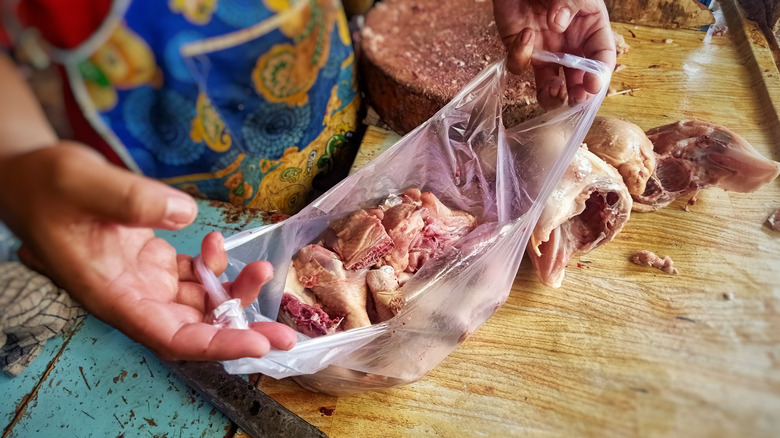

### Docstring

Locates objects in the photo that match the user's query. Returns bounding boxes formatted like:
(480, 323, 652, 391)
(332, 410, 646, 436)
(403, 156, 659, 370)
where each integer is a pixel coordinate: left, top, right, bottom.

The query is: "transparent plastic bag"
(197, 51, 610, 395)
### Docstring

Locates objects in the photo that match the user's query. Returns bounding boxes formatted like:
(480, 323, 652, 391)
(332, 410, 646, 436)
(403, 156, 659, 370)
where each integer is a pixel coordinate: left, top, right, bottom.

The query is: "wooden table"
(2, 0, 779, 436)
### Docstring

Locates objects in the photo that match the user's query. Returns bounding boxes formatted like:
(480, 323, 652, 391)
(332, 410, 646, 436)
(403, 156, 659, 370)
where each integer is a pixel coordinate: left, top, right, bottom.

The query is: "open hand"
(493, 0, 615, 108)
(0, 142, 297, 360)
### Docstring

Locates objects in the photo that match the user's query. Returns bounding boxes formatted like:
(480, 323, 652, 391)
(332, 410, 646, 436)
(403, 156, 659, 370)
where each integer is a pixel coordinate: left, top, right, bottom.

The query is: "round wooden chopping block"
(359, 0, 542, 134)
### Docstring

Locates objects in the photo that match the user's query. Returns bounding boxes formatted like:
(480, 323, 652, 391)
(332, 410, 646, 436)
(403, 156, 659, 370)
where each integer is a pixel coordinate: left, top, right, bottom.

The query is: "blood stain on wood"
(113, 370, 128, 384)
(208, 200, 285, 227)
(319, 407, 335, 416)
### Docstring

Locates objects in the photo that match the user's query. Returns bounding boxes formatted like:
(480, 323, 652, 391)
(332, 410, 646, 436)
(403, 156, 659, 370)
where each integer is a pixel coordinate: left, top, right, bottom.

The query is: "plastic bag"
(197, 51, 610, 395)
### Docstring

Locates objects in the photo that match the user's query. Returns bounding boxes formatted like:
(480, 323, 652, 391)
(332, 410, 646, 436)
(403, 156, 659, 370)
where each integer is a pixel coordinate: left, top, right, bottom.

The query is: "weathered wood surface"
(605, 0, 715, 29)
(257, 2, 780, 437)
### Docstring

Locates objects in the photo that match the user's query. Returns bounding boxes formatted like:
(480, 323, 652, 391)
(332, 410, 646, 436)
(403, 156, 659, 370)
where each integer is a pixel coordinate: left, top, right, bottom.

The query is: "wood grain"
(258, 2, 780, 436)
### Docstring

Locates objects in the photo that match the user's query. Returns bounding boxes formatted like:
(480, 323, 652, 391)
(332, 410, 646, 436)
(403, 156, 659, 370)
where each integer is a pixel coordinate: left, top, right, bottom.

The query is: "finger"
(226, 260, 273, 307)
(57, 143, 197, 230)
(537, 76, 567, 110)
(506, 28, 535, 75)
(567, 83, 589, 105)
(564, 66, 588, 103)
(534, 63, 566, 109)
(249, 321, 297, 351)
(175, 282, 209, 313)
(166, 324, 273, 360)
(582, 41, 617, 94)
(571, 9, 616, 94)
(548, 0, 578, 33)
(201, 232, 227, 276)
(177, 254, 197, 282)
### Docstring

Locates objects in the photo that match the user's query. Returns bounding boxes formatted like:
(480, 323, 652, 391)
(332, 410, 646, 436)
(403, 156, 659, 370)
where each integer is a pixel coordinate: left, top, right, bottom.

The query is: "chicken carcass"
(635, 120, 780, 211)
(529, 146, 633, 288)
(584, 116, 656, 196)
(292, 244, 371, 330)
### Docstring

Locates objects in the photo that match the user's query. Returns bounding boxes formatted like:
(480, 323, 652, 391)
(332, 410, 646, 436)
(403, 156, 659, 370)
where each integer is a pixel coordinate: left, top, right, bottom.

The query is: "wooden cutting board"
(253, 1, 780, 437)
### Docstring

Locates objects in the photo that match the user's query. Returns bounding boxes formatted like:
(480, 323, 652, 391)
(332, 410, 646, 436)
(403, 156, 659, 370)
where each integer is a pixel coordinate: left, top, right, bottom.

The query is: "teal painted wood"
(1, 200, 270, 437)
(0, 333, 68, 427)
(6, 317, 232, 438)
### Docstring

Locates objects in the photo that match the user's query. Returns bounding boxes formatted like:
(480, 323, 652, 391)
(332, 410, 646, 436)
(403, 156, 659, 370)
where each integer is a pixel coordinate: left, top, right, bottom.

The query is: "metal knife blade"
(165, 360, 328, 438)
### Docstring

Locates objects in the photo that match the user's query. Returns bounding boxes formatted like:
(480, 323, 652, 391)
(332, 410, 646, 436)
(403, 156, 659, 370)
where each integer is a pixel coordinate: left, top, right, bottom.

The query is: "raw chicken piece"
(382, 203, 425, 272)
(293, 244, 371, 330)
(278, 294, 342, 337)
(635, 120, 780, 212)
(324, 209, 395, 269)
(366, 266, 404, 322)
(420, 192, 477, 233)
(584, 116, 656, 196)
(277, 265, 341, 337)
(630, 250, 678, 275)
(397, 272, 414, 286)
(280, 189, 475, 336)
(529, 147, 633, 288)
(400, 187, 423, 205)
(407, 192, 477, 272)
(365, 265, 399, 293)
(283, 264, 315, 305)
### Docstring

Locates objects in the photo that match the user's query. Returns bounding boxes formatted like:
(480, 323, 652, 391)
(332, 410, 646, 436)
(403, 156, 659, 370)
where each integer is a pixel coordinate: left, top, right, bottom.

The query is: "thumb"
(506, 28, 535, 75)
(61, 145, 198, 229)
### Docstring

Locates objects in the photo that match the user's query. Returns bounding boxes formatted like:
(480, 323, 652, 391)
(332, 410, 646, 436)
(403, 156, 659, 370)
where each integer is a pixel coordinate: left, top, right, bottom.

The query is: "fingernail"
(555, 7, 572, 29)
(521, 28, 532, 46)
(549, 84, 559, 98)
(166, 195, 197, 225)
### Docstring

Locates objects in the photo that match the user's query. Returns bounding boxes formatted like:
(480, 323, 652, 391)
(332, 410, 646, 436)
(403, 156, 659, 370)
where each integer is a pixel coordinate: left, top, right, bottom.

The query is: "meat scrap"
(630, 250, 678, 275)
(613, 29, 630, 56)
(278, 190, 477, 336)
(767, 208, 780, 232)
